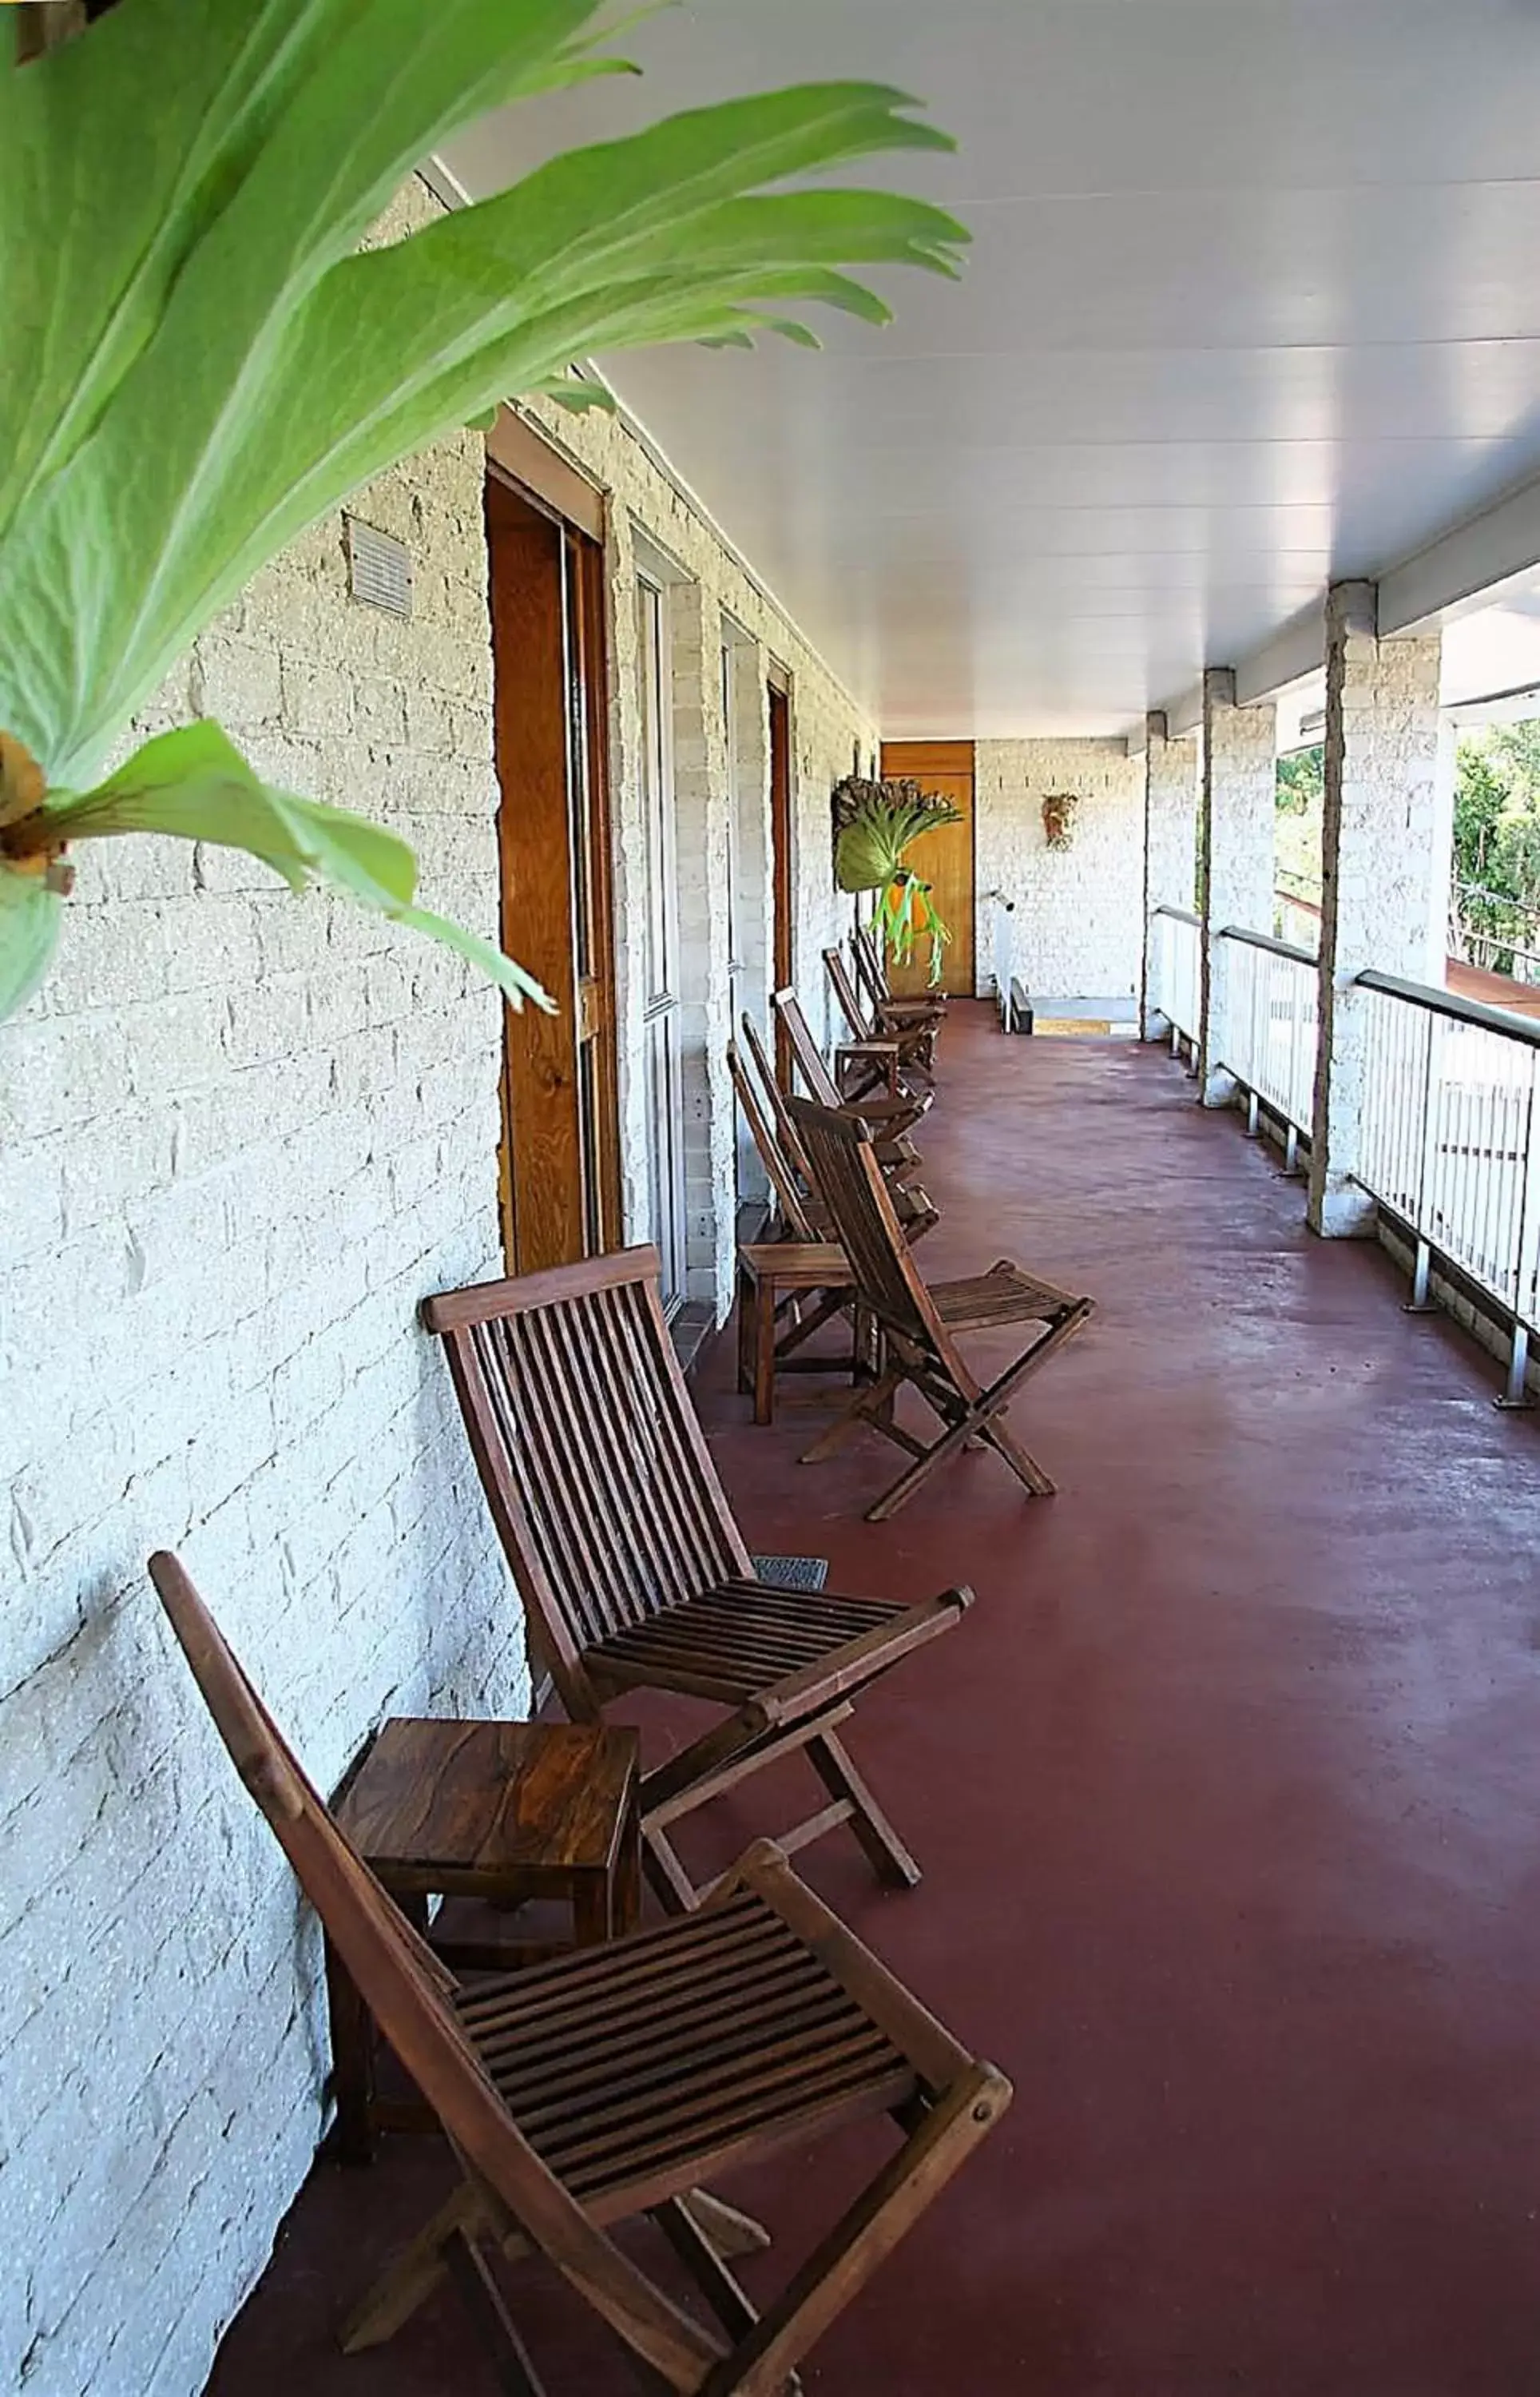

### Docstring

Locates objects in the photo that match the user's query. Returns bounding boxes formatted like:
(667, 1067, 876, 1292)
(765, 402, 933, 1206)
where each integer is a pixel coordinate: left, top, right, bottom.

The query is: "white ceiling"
(445, 0, 1540, 741)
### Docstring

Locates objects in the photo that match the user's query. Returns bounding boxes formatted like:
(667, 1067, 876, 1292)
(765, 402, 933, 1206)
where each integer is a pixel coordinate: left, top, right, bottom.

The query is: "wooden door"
(486, 473, 620, 1275)
(769, 682, 794, 1080)
(879, 739, 976, 998)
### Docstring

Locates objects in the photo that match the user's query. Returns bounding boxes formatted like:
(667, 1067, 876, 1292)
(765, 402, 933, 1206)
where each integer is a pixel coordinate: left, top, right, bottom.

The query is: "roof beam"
(1156, 467, 1540, 729)
(1378, 474, 1540, 638)
(1167, 681, 1204, 737)
(1232, 606, 1324, 707)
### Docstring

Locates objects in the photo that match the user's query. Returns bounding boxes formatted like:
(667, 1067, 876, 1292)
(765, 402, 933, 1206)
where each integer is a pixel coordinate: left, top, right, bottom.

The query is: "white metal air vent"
(344, 516, 412, 617)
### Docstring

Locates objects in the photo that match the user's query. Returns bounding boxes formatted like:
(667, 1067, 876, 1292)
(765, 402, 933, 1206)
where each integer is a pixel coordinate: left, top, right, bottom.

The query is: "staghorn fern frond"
(0, 0, 967, 1020)
(833, 775, 965, 987)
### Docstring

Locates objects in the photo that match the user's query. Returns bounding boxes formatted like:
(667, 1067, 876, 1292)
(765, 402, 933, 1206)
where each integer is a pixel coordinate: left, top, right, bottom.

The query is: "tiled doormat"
(751, 1554, 830, 1592)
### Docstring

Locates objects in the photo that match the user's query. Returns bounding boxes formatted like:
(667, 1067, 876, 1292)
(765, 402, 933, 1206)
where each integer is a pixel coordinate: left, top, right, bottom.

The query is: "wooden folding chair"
(768, 980, 910, 1115)
(727, 1036, 861, 1421)
(852, 922, 949, 1038)
(772, 986, 933, 1143)
(149, 1552, 1010, 2396)
(422, 1247, 970, 1912)
(789, 1097, 1096, 1521)
(825, 944, 938, 1083)
(734, 1014, 939, 1246)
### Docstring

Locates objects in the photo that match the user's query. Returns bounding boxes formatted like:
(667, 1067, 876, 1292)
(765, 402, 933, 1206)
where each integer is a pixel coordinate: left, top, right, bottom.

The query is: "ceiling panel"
(444, 0, 1540, 737)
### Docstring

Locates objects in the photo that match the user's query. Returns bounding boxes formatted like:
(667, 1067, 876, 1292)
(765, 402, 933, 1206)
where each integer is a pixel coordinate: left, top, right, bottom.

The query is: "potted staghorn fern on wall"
(833, 774, 965, 986)
(0, 0, 966, 1022)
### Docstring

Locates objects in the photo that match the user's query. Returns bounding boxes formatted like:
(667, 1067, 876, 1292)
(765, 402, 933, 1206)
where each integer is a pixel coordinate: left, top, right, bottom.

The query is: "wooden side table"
(327, 1717, 641, 2162)
(735, 1241, 855, 1424)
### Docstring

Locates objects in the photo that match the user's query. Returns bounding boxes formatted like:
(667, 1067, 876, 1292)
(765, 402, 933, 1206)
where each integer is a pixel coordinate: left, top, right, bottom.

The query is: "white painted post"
(1308, 582, 1444, 1236)
(1141, 709, 1200, 1037)
(1197, 670, 1277, 1105)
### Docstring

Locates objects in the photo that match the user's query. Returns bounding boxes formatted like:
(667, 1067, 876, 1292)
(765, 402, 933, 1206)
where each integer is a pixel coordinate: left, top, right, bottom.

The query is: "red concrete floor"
(208, 1005, 1540, 2397)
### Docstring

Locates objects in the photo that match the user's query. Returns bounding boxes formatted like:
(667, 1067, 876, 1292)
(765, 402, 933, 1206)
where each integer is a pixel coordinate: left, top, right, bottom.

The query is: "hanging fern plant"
(833, 775, 963, 986)
(0, 0, 967, 1022)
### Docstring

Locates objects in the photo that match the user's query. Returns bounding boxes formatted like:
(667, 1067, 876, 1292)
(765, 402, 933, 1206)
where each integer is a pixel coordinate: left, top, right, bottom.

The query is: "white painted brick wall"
(974, 738, 1146, 1000)
(0, 181, 521, 2397)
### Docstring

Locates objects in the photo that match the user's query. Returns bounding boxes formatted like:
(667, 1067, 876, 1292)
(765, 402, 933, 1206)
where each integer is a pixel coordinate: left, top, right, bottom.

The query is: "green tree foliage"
(1275, 743, 1323, 904)
(1453, 721, 1540, 966)
(1276, 746, 1324, 816)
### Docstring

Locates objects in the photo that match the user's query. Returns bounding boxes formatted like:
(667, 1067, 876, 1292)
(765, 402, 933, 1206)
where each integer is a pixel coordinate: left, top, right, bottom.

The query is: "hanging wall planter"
(832, 775, 964, 987)
(1042, 791, 1080, 852)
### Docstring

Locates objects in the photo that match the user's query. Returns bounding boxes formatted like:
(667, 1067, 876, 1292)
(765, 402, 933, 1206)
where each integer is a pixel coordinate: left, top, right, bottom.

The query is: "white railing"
(1148, 905, 1201, 1043)
(1214, 927, 1318, 1142)
(1355, 972, 1540, 1397)
(1150, 908, 1540, 1399)
(985, 890, 1018, 1024)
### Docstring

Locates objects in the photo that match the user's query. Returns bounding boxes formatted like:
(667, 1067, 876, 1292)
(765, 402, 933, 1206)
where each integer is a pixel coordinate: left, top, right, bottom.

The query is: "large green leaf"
(0, 868, 64, 1020)
(0, 31, 964, 783)
(0, 0, 617, 543)
(34, 721, 552, 1008)
(0, 2, 966, 1020)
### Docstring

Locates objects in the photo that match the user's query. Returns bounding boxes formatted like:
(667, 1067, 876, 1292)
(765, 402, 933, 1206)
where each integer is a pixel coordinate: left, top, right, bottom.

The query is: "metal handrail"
(1219, 924, 1316, 968)
(1356, 968, 1540, 1050)
(1152, 902, 1201, 928)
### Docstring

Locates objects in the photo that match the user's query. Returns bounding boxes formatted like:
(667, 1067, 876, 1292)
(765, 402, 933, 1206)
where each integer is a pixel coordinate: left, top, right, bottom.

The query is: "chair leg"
(798, 1366, 903, 1465)
(864, 1306, 1090, 1520)
(444, 2225, 549, 2397)
(681, 2192, 772, 2258)
(653, 2200, 760, 2344)
(339, 2181, 486, 2351)
(654, 2203, 806, 2397)
(863, 1397, 985, 1521)
(642, 1820, 704, 1915)
(976, 1411, 1056, 1497)
(697, 2065, 1010, 2397)
(807, 1729, 920, 1890)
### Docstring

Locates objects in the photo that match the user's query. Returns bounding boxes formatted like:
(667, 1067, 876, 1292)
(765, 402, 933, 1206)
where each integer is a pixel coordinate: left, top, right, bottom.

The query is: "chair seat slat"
(454, 1895, 772, 2025)
(471, 1943, 828, 2083)
(486, 1971, 853, 2117)
(541, 2037, 908, 2188)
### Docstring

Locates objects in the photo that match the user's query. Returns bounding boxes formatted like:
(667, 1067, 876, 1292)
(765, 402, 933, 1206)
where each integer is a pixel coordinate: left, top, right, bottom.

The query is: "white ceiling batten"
(443, 0, 1540, 740)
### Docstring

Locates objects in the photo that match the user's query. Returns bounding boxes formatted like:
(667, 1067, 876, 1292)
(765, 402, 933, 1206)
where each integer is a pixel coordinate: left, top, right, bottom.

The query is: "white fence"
(1214, 928, 1318, 1138)
(985, 890, 1018, 1022)
(1356, 972, 1540, 1393)
(1147, 905, 1201, 1043)
(1148, 916, 1540, 1397)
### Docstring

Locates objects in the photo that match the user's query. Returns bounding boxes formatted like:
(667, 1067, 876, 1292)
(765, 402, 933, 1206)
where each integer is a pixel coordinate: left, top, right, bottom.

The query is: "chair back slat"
(728, 1036, 816, 1241)
(424, 1250, 751, 1674)
(851, 923, 891, 1012)
(148, 1553, 720, 2384)
(824, 946, 875, 1045)
(771, 988, 842, 1108)
(740, 1013, 818, 1194)
(788, 1099, 959, 1369)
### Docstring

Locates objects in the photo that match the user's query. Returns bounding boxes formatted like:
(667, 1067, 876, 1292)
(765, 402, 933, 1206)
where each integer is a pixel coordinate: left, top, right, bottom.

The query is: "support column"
(1141, 710, 1200, 1036)
(1308, 582, 1444, 1234)
(1197, 670, 1277, 1103)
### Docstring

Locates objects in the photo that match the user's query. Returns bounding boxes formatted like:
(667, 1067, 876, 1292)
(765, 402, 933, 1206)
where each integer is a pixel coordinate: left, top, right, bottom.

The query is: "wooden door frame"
(570, 524, 623, 1254)
(486, 463, 621, 1274)
(768, 679, 794, 1084)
